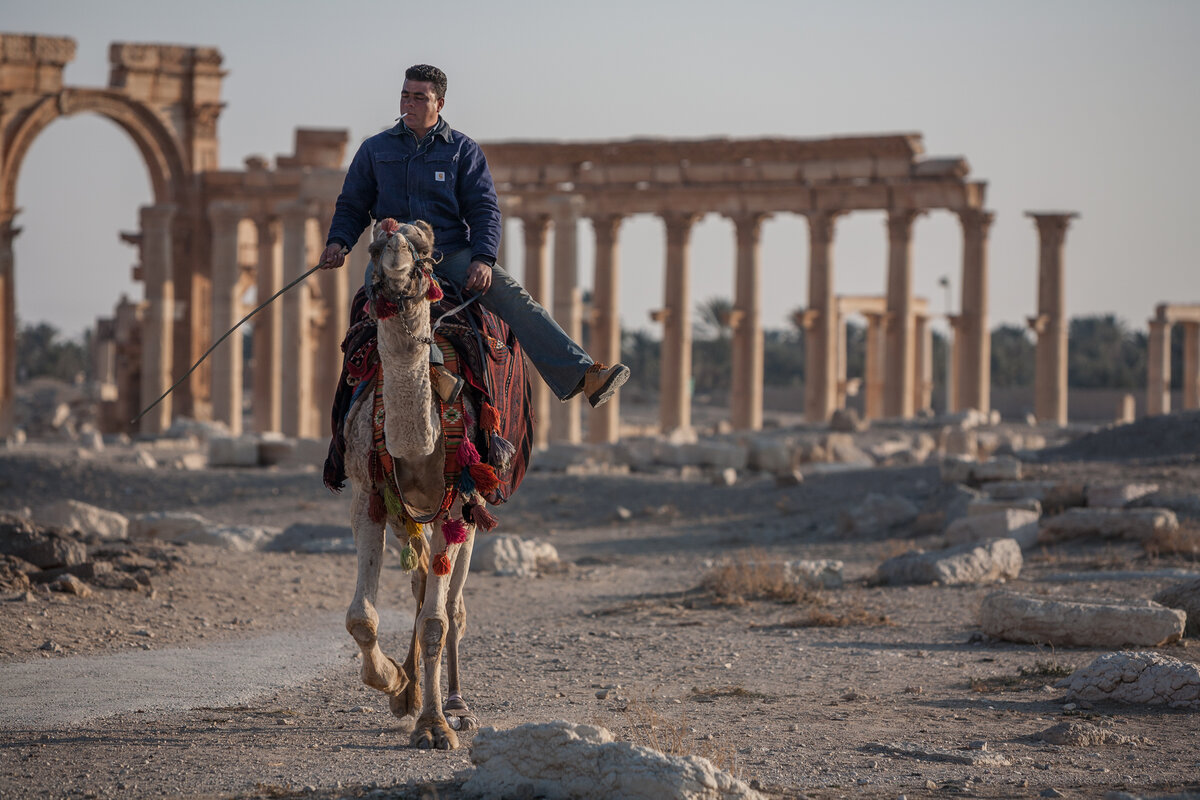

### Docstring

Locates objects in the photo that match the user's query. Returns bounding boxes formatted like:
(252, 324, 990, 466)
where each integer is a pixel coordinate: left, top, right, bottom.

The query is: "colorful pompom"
(432, 552, 452, 576)
(404, 517, 423, 540)
(480, 402, 500, 432)
(368, 493, 386, 524)
(468, 462, 500, 494)
(458, 470, 476, 494)
(379, 218, 401, 235)
(443, 517, 469, 545)
(426, 278, 444, 302)
(398, 545, 419, 572)
(456, 440, 482, 468)
(466, 502, 498, 531)
(487, 434, 517, 475)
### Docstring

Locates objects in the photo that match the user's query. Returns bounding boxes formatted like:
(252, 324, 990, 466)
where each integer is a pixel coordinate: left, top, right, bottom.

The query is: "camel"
(341, 218, 509, 750)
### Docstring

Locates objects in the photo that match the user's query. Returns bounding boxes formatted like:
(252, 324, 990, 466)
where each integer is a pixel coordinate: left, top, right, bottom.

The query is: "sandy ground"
(1, 420, 1200, 800)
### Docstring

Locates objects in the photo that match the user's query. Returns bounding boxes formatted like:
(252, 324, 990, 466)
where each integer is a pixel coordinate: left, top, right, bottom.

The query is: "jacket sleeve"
(456, 138, 502, 266)
(326, 141, 377, 251)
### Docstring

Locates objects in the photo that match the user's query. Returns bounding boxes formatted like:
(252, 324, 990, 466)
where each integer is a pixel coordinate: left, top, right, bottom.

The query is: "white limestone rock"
(978, 592, 1185, 648)
(35, 499, 129, 541)
(174, 524, 277, 552)
(822, 433, 874, 467)
(473, 534, 559, 577)
(129, 511, 212, 542)
(784, 559, 844, 590)
(1086, 482, 1160, 509)
(461, 720, 765, 800)
(1064, 651, 1200, 709)
(1038, 507, 1179, 544)
(945, 509, 1040, 550)
(839, 493, 918, 536)
(875, 538, 1022, 586)
(967, 497, 1042, 516)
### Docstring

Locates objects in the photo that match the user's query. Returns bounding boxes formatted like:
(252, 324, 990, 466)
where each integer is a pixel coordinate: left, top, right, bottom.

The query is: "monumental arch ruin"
(3, 33, 1007, 444)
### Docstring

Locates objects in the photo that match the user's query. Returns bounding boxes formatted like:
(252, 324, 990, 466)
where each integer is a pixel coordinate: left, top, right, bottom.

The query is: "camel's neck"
(376, 303, 437, 460)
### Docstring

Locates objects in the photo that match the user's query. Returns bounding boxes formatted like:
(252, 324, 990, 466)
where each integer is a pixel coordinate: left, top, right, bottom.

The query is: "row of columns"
(1147, 307, 1200, 416)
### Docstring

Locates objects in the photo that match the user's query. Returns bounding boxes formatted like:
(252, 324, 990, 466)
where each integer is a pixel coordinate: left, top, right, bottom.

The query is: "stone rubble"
(472, 535, 559, 578)
(1153, 577, 1200, 637)
(1038, 507, 1179, 544)
(875, 538, 1022, 586)
(944, 508, 1040, 550)
(34, 499, 129, 541)
(1064, 651, 1200, 709)
(978, 592, 1186, 648)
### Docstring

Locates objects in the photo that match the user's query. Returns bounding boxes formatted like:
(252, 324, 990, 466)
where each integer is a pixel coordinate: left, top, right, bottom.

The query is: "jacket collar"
(388, 116, 453, 143)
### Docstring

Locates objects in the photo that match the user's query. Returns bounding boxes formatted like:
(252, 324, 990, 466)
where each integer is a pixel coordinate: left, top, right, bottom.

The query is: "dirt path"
(2, 444, 1199, 799)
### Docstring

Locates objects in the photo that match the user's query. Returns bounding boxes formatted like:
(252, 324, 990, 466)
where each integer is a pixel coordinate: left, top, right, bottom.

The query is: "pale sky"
(5, 0, 1198, 340)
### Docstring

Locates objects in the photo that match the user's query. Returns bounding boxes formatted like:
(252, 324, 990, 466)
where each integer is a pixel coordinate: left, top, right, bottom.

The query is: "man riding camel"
(319, 64, 630, 408)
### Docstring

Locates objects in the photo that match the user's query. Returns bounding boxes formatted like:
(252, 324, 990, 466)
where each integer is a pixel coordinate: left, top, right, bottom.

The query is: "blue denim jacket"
(326, 117, 501, 265)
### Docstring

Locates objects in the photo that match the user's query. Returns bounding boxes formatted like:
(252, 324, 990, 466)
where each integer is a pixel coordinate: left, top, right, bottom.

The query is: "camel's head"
(367, 218, 438, 319)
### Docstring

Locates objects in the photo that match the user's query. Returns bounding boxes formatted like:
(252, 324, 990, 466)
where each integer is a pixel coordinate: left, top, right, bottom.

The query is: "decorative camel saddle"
(322, 255, 535, 544)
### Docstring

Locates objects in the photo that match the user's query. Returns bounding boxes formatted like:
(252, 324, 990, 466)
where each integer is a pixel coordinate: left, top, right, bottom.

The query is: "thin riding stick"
(131, 251, 345, 425)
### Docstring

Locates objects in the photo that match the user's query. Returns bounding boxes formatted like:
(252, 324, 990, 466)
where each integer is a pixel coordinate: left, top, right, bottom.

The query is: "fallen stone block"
(863, 741, 1011, 767)
(1153, 577, 1200, 637)
(51, 573, 92, 598)
(945, 509, 1040, 550)
(978, 593, 1185, 648)
(985, 480, 1058, 501)
(1037, 721, 1145, 747)
(532, 443, 596, 471)
(473, 535, 559, 577)
(257, 436, 296, 466)
(830, 408, 866, 433)
(690, 442, 748, 471)
(1086, 482, 1160, 509)
(461, 720, 764, 800)
(745, 437, 795, 473)
(1039, 507, 1179, 544)
(172, 452, 207, 471)
(823, 433, 874, 467)
(968, 497, 1042, 516)
(129, 511, 212, 542)
(940, 456, 1022, 485)
(34, 499, 128, 541)
(266, 523, 355, 554)
(208, 436, 260, 467)
(613, 439, 658, 471)
(839, 493, 918, 536)
(875, 538, 1022, 586)
(784, 559, 844, 590)
(0, 515, 86, 568)
(173, 524, 277, 552)
(1064, 651, 1200, 709)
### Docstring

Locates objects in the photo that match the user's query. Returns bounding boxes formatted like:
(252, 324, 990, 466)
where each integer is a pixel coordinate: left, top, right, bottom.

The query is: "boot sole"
(587, 365, 630, 408)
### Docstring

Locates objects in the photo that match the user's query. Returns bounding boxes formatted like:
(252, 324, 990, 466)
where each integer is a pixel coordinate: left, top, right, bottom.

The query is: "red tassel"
(368, 493, 386, 524)
(432, 552, 452, 576)
(379, 218, 401, 235)
(426, 278, 444, 302)
(443, 517, 469, 545)
(468, 462, 500, 494)
(480, 402, 500, 432)
(469, 503, 498, 531)
(456, 440, 482, 468)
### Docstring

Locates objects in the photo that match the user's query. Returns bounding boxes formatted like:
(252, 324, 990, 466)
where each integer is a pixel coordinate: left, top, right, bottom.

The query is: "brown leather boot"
(582, 363, 630, 408)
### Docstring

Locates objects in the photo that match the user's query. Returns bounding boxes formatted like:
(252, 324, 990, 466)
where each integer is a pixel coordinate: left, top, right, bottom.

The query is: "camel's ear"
(410, 220, 435, 255)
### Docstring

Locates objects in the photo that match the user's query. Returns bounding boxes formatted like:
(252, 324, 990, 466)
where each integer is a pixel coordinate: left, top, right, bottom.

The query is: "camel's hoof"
(412, 719, 458, 750)
(447, 713, 479, 732)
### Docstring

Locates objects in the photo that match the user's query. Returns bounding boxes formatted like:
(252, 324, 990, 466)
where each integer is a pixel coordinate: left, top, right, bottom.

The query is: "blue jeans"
(366, 248, 592, 400)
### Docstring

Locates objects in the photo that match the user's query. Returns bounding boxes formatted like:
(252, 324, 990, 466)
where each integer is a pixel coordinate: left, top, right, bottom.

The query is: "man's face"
(400, 79, 444, 132)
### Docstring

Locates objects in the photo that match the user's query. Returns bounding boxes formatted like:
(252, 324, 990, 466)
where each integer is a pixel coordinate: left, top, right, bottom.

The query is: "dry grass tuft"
(970, 659, 1076, 693)
(699, 549, 816, 606)
(1145, 523, 1200, 561)
(597, 695, 738, 775)
(782, 605, 894, 628)
(688, 685, 770, 702)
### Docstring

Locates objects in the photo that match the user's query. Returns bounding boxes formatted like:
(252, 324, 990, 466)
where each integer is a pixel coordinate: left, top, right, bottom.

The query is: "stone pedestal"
(520, 214, 551, 449)
(730, 212, 768, 431)
(1027, 212, 1078, 426)
(139, 203, 177, 435)
(588, 214, 624, 444)
(660, 211, 700, 435)
(208, 201, 247, 434)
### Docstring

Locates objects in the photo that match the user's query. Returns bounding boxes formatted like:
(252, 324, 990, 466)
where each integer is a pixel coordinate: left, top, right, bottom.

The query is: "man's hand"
(319, 243, 347, 270)
(465, 260, 493, 294)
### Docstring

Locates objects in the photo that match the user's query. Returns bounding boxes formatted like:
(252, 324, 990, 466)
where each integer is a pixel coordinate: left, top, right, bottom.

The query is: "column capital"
(588, 213, 625, 241)
(1026, 211, 1079, 243)
(886, 208, 924, 242)
(519, 213, 551, 247)
(957, 207, 995, 236)
(726, 210, 771, 241)
(207, 200, 249, 229)
(803, 210, 844, 244)
(275, 198, 318, 222)
(140, 203, 177, 227)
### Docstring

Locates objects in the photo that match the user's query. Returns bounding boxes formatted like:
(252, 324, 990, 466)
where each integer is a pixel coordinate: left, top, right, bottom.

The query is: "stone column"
(588, 214, 625, 444)
(1184, 321, 1200, 411)
(660, 211, 700, 435)
(520, 214, 552, 449)
(884, 209, 921, 419)
(279, 200, 318, 438)
(1027, 212, 1078, 426)
(252, 216, 283, 433)
(314, 205, 348, 440)
(0, 215, 18, 436)
(914, 312, 933, 413)
(803, 211, 841, 423)
(139, 204, 177, 435)
(550, 197, 584, 444)
(945, 314, 960, 412)
(1146, 318, 1171, 416)
(729, 212, 768, 431)
(208, 201, 248, 435)
(862, 311, 886, 420)
(957, 209, 995, 414)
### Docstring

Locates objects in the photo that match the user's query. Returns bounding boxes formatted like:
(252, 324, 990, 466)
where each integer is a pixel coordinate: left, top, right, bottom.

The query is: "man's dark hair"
(405, 64, 447, 99)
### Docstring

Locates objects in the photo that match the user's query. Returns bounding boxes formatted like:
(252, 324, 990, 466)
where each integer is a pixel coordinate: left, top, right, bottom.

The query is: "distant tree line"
(16, 322, 91, 384)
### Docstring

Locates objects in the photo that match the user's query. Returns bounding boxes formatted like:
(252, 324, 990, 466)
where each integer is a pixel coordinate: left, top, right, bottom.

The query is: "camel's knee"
(346, 601, 380, 646)
(447, 596, 467, 635)
(420, 617, 447, 651)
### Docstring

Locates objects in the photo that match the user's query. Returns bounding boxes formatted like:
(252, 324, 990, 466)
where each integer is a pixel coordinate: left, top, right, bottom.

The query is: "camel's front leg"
(411, 521, 463, 750)
(443, 532, 478, 731)
(345, 488, 408, 698)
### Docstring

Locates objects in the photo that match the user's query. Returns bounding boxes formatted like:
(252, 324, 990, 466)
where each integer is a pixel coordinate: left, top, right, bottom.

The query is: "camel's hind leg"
(345, 487, 408, 699)
(411, 520, 470, 750)
(443, 532, 478, 731)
